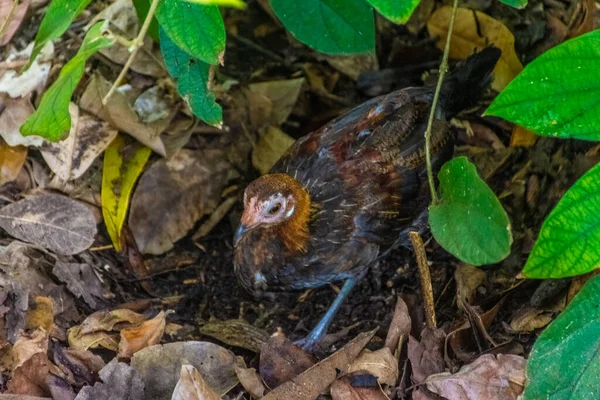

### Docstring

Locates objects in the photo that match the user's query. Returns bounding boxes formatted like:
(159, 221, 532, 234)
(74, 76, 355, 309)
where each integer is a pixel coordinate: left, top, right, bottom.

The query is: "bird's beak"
(233, 224, 249, 246)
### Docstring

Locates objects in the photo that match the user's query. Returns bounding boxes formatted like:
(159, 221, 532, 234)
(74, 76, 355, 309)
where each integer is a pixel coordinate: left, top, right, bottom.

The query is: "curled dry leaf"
(0, 95, 45, 147)
(252, 126, 295, 175)
(11, 328, 49, 370)
(75, 358, 145, 400)
(6, 352, 50, 397)
(347, 348, 399, 386)
(0, 137, 27, 185)
(234, 357, 266, 399)
(427, 7, 523, 91)
(130, 341, 238, 399)
(40, 103, 118, 182)
(261, 330, 377, 400)
(52, 345, 106, 387)
(171, 364, 221, 400)
(384, 296, 411, 354)
(199, 319, 270, 353)
(129, 149, 234, 254)
(118, 311, 168, 358)
(425, 354, 526, 400)
(259, 332, 316, 389)
(408, 328, 445, 384)
(455, 263, 486, 309)
(0, 193, 97, 255)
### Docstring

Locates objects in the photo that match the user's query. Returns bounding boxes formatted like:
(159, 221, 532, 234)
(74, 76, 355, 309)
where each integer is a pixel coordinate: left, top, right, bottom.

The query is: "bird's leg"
(297, 274, 362, 351)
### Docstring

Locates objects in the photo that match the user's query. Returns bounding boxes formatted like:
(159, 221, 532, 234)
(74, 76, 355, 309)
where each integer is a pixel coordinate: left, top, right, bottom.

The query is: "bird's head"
(234, 173, 311, 251)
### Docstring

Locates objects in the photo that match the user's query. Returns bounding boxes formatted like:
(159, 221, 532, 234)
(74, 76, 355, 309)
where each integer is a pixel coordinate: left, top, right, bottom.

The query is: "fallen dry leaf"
(234, 358, 266, 399)
(0, 42, 53, 98)
(6, 352, 50, 397)
(52, 346, 105, 387)
(259, 332, 316, 389)
(317, 53, 379, 81)
(53, 261, 105, 309)
(0, 137, 27, 184)
(347, 348, 399, 386)
(75, 358, 145, 400)
(261, 329, 377, 400)
(0, 0, 30, 45)
(118, 311, 168, 358)
(427, 7, 523, 91)
(252, 126, 295, 175)
(130, 341, 238, 399)
(455, 263, 486, 309)
(171, 364, 221, 400)
(408, 328, 445, 384)
(425, 354, 526, 400)
(11, 328, 49, 370)
(384, 296, 411, 354)
(330, 374, 388, 400)
(199, 319, 270, 353)
(40, 103, 118, 181)
(249, 78, 305, 125)
(0, 95, 45, 147)
(129, 149, 234, 254)
(510, 125, 538, 148)
(0, 193, 97, 255)
(510, 295, 564, 333)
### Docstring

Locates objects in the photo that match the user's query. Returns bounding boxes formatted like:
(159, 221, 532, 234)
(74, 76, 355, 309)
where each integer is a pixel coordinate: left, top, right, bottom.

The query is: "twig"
(423, 0, 460, 205)
(409, 231, 436, 329)
(0, 0, 20, 41)
(102, 0, 160, 105)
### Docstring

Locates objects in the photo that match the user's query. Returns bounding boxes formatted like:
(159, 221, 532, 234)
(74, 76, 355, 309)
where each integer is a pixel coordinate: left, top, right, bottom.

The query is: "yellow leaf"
(183, 0, 246, 9)
(102, 135, 151, 252)
(510, 125, 538, 148)
(427, 7, 523, 91)
(0, 138, 27, 185)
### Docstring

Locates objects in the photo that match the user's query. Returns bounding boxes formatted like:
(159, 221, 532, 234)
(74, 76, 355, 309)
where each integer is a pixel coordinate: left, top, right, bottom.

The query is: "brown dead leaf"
(75, 358, 145, 400)
(25, 296, 54, 332)
(261, 329, 377, 400)
(317, 53, 379, 81)
(12, 329, 49, 370)
(510, 125, 538, 148)
(40, 104, 118, 182)
(0, 0, 30, 45)
(330, 374, 388, 400)
(568, 0, 596, 38)
(68, 309, 146, 351)
(510, 295, 564, 333)
(129, 149, 234, 254)
(53, 261, 105, 309)
(252, 126, 295, 175)
(259, 331, 316, 389)
(348, 348, 399, 386)
(172, 364, 221, 400)
(0, 137, 27, 184)
(52, 346, 105, 387)
(130, 341, 238, 398)
(408, 328, 445, 384)
(118, 311, 167, 358)
(384, 296, 411, 355)
(234, 357, 266, 399)
(6, 352, 50, 397)
(427, 7, 523, 91)
(199, 319, 270, 353)
(80, 73, 174, 157)
(0, 95, 45, 147)
(425, 354, 526, 400)
(455, 263, 486, 309)
(248, 78, 305, 125)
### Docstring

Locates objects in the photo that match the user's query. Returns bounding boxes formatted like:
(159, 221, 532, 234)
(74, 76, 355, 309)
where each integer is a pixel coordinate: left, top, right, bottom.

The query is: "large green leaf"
(26, 0, 93, 70)
(522, 162, 600, 278)
(159, 29, 222, 126)
(486, 30, 600, 140)
(269, 0, 375, 54)
(498, 0, 527, 9)
(429, 157, 512, 266)
(365, 0, 419, 24)
(155, 0, 225, 65)
(523, 275, 600, 399)
(21, 22, 114, 141)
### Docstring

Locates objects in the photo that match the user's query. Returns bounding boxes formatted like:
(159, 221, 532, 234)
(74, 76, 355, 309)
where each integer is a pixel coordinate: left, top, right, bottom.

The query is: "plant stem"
(102, 0, 160, 105)
(409, 231, 436, 329)
(0, 0, 20, 41)
(424, 0, 460, 205)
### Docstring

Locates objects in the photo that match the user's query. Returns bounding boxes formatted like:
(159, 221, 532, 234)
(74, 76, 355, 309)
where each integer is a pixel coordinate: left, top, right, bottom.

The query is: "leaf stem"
(102, 0, 160, 105)
(424, 0, 459, 205)
(0, 0, 20, 41)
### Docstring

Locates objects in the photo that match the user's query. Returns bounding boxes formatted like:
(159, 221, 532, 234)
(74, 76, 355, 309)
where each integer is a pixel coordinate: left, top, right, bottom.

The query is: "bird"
(233, 47, 501, 351)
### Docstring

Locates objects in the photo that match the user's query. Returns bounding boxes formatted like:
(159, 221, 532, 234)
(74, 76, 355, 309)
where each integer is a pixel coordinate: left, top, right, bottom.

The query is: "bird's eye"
(268, 203, 282, 214)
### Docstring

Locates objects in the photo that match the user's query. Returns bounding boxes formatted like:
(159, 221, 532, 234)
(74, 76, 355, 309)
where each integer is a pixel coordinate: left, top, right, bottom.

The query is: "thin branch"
(409, 231, 436, 329)
(0, 0, 20, 41)
(102, 0, 160, 105)
(423, 0, 460, 205)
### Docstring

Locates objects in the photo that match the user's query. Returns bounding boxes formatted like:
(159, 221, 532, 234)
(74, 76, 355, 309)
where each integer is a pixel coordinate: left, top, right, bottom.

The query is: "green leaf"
(184, 0, 246, 8)
(523, 275, 600, 399)
(159, 29, 222, 126)
(429, 157, 512, 266)
(365, 0, 420, 24)
(522, 162, 600, 278)
(498, 0, 527, 9)
(155, 0, 225, 65)
(102, 134, 152, 252)
(269, 0, 375, 55)
(486, 30, 600, 140)
(26, 0, 93, 70)
(132, 0, 160, 42)
(20, 22, 114, 141)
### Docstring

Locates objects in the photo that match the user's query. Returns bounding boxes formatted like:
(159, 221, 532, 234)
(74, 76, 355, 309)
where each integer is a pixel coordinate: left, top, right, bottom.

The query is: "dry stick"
(102, 0, 160, 105)
(423, 0, 460, 205)
(0, 0, 20, 40)
(409, 231, 436, 329)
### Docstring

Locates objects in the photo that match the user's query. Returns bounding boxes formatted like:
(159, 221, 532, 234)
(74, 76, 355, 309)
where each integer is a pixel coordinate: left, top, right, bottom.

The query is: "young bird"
(234, 48, 501, 350)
